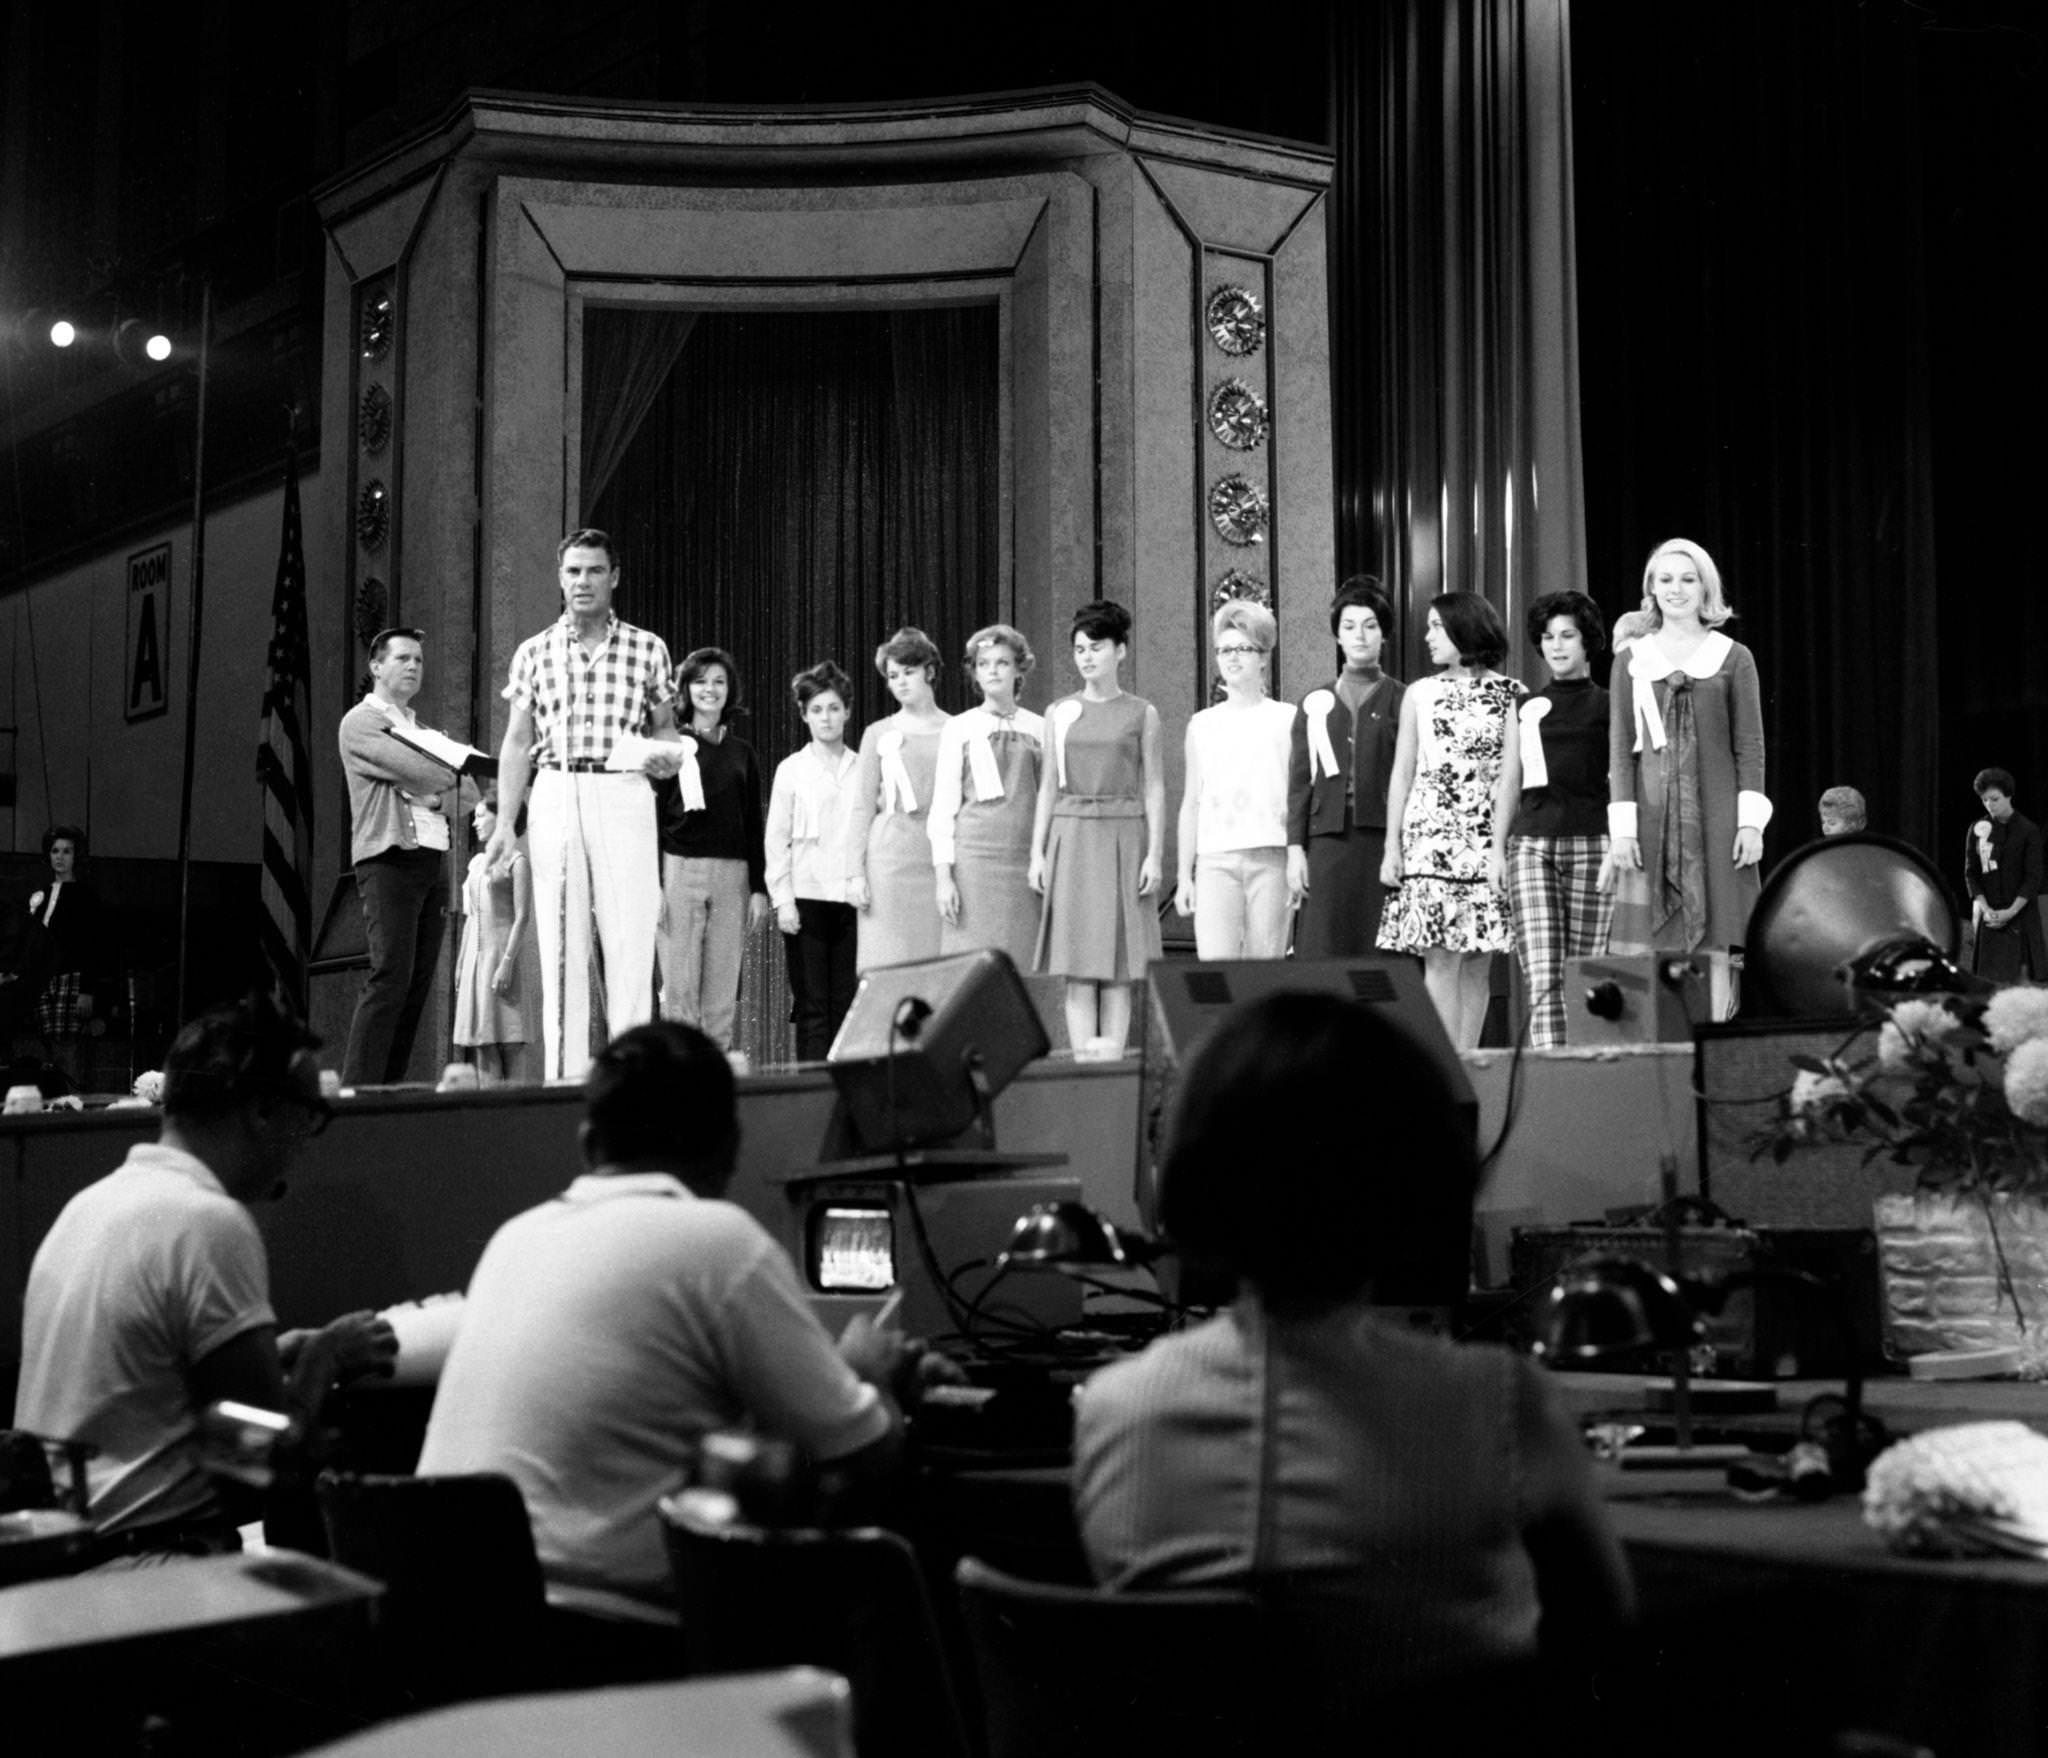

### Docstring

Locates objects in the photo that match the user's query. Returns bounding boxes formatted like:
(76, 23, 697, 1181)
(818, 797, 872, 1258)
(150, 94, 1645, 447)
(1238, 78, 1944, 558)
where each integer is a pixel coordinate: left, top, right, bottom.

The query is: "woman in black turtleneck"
(1491, 592, 1613, 1048)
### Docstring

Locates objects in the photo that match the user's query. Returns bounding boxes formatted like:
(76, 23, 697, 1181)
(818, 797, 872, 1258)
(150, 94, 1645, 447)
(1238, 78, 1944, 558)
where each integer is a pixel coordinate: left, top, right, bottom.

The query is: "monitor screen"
(810, 1204, 896, 1292)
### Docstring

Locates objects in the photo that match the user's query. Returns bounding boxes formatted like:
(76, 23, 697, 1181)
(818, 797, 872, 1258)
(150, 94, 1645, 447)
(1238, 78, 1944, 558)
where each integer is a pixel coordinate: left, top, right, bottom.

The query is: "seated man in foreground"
(1072, 991, 1633, 1717)
(14, 993, 395, 1559)
(418, 1021, 920, 1629)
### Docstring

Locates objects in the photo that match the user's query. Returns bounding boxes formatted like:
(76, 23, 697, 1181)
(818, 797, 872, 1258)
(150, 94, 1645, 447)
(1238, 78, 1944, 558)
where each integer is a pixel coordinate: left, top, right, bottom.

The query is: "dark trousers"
(783, 898, 858, 1061)
(344, 848, 448, 1085)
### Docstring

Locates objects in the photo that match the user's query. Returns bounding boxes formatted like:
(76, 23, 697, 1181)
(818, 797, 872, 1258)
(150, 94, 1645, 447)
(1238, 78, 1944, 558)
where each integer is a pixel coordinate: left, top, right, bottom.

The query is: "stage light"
(49, 319, 76, 348)
(144, 332, 172, 362)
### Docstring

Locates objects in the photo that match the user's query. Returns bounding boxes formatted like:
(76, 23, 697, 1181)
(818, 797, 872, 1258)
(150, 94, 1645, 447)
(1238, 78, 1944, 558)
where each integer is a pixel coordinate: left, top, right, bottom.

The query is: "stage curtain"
(1568, 1, 1941, 863)
(587, 306, 1000, 1064)
(1330, 0, 1586, 681)
(581, 309, 699, 512)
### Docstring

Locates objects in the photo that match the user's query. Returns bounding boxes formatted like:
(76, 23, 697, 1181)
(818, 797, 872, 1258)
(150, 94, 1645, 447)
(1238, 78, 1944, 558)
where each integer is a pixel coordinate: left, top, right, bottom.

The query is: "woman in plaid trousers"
(1492, 593, 1613, 1048)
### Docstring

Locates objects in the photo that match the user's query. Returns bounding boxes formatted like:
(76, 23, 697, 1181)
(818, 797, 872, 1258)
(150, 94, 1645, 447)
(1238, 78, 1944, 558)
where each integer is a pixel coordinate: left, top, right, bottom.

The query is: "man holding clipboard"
(338, 626, 476, 1084)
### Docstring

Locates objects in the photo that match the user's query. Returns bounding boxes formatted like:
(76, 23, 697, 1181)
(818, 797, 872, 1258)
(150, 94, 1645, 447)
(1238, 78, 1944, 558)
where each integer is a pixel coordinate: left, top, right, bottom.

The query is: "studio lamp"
(1744, 833, 1959, 1018)
(997, 1200, 1163, 1272)
(1537, 1255, 1885, 1486)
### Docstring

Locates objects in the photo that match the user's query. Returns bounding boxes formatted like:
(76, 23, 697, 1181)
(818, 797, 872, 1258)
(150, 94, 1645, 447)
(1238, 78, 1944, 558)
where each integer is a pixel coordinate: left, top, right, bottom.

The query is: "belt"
(556, 759, 610, 774)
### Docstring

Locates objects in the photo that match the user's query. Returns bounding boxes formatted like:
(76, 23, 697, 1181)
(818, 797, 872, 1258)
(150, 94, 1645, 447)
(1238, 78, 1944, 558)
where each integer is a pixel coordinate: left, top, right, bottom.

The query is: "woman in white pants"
(1175, 599, 1301, 958)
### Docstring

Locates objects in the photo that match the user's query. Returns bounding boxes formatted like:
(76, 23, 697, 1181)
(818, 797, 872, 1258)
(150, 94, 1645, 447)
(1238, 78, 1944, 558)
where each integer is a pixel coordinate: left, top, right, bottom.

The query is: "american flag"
(257, 457, 313, 1012)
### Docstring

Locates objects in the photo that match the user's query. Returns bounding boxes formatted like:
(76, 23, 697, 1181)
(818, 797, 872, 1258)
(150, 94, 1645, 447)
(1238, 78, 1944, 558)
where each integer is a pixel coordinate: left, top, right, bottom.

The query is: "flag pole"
(174, 278, 211, 1025)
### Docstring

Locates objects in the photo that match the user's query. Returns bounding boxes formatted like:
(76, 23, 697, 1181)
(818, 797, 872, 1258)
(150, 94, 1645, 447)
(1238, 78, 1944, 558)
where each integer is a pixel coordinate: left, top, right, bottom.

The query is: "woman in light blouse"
(764, 662, 862, 1060)
(1176, 599, 1300, 958)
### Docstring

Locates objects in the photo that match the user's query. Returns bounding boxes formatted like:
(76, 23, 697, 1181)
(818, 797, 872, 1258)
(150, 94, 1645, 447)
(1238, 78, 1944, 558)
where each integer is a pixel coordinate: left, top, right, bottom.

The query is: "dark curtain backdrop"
(1569, 2, 1942, 870)
(585, 305, 1000, 1062)
(1330, 0, 1586, 682)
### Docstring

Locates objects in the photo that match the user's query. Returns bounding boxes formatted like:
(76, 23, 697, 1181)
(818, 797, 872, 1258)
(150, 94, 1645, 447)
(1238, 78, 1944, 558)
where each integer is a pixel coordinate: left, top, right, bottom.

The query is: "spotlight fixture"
(145, 333, 172, 363)
(49, 319, 76, 348)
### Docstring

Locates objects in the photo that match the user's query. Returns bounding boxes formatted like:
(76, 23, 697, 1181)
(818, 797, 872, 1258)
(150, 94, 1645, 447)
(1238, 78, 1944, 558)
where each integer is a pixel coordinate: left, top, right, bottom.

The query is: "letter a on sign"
(127, 543, 171, 722)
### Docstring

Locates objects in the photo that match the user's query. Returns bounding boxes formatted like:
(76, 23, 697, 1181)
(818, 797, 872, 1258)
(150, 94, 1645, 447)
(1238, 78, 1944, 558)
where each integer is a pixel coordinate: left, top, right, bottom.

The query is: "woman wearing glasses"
(1175, 599, 1301, 958)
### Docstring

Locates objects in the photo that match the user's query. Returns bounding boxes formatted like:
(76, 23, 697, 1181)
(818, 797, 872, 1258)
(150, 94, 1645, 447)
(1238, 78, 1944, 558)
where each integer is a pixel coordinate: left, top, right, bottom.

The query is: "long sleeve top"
(339, 696, 461, 864)
(763, 745, 862, 910)
(654, 730, 766, 894)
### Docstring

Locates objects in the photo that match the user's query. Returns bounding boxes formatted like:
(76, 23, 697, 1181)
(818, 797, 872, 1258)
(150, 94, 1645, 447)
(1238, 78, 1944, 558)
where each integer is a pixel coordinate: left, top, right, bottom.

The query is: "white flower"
(1984, 986, 2048, 1056)
(1878, 1000, 1965, 1071)
(28, 889, 44, 912)
(132, 1069, 165, 1104)
(2006, 1038, 2048, 1129)
(1789, 1068, 1851, 1114)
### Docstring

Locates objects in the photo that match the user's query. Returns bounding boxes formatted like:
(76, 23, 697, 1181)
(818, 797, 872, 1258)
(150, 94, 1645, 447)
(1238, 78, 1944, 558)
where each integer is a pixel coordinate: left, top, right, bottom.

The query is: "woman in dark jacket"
(1965, 767, 2045, 981)
(1287, 577, 1406, 957)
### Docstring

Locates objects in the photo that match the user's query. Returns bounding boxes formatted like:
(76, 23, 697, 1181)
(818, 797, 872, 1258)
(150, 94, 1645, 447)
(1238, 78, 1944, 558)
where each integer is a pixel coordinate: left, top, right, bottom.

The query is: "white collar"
(1628, 630, 1733, 682)
(361, 692, 419, 725)
(564, 1170, 695, 1205)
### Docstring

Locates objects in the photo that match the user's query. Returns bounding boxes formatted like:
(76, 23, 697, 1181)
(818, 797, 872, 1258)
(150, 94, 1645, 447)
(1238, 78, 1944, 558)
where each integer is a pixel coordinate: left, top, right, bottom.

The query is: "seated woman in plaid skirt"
(1491, 593, 1613, 1048)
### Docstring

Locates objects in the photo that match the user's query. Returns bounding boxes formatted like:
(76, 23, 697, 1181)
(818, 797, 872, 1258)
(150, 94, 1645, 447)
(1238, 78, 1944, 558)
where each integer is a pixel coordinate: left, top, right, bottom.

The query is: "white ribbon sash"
(1302, 689, 1340, 782)
(966, 721, 1005, 802)
(677, 734, 706, 813)
(1517, 696, 1552, 791)
(1048, 698, 1084, 790)
(877, 726, 918, 815)
(1627, 631, 1732, 756)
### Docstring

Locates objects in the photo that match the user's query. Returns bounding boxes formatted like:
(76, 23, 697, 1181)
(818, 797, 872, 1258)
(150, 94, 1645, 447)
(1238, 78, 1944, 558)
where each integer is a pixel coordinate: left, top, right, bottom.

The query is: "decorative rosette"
(1205, 285, 1265, 357)
(1207, 476, 1269, 547)
(360, 288, 395, 361)
(1207, 378, 1269, 452)
(1211, 570, 1268, 607)
(358, 384, 393, 455)
(356, 481, 390, 551)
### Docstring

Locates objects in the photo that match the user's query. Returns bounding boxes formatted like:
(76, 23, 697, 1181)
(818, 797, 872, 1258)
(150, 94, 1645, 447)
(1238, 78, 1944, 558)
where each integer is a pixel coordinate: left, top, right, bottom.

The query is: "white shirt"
(418, 1172, 886, 1619)
(764, 745, 862, 909)
(14, 1142, 275, 1533)
(1188, 697, 1297, 854)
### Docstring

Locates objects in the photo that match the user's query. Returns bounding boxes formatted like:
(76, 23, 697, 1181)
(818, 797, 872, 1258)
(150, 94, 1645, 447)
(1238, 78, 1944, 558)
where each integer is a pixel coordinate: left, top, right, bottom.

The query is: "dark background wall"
(4, 0, 2041, 899)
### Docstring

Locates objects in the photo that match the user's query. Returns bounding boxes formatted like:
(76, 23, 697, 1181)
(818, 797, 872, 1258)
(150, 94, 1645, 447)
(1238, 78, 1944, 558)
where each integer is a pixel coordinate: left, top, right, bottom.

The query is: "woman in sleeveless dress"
(1378, 592, 1520, 1049)
(453, 789, 542, 1082)
(848, 627, 951, 972)
(931, 624, 1045, 969)
(1030, 600, 1164, 1056)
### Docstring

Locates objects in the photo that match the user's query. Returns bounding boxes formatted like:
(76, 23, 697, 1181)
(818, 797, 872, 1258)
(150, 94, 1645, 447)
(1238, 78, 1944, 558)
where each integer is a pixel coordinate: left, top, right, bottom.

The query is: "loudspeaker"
(1144, 957, 1477, 1307)
(1694, 1020, 1915, 1228)
(1563, 954, 1715, 1046)
(1146, 956, 1476, 1121)
(827, 950, 1050, 1152)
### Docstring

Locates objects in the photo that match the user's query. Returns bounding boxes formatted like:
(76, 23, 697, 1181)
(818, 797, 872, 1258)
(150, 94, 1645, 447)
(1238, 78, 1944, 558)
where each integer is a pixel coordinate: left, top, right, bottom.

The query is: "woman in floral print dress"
(1378, 591, 1521, 1048)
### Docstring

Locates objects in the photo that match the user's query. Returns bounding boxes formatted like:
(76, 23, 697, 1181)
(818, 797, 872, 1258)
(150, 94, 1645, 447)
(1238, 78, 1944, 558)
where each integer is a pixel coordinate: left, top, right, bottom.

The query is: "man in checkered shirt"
(485, 529, 683, 1080)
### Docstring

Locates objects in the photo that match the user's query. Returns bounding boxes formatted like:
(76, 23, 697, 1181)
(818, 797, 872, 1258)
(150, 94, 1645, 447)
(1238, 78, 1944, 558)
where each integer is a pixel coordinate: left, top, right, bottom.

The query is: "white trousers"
(1193, 846, 1292, 960)
(528, 769, 660, 1080)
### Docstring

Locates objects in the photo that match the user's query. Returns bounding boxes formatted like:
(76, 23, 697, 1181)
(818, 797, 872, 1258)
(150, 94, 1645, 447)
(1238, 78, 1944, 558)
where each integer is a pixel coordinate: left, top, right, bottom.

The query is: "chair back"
(660, 1491, 974, 1758)
(954, 1555, 1272, 1758)
(316, 1469, 550, 1711)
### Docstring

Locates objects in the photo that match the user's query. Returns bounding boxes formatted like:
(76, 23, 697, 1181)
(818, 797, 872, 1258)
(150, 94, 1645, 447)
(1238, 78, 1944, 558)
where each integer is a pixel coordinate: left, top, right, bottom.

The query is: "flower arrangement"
(1758, 986, 2048, 1199)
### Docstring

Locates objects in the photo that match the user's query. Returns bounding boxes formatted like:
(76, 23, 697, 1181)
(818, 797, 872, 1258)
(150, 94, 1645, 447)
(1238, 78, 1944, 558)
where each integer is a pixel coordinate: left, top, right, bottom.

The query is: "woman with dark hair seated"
(1072, 991, 1630, 1713)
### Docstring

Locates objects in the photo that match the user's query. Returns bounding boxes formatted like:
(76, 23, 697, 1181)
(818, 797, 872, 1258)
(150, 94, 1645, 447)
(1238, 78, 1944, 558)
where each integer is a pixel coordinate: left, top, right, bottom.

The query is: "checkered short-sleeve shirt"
(504, 612, 677, 768)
